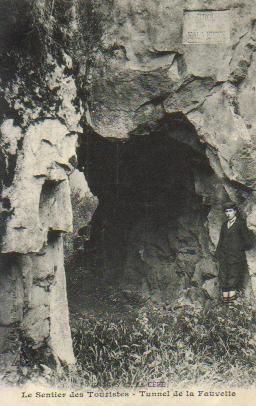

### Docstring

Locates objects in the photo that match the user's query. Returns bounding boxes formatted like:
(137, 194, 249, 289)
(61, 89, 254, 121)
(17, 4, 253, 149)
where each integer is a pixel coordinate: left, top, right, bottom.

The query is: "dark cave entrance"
(76, 115, 214, 302)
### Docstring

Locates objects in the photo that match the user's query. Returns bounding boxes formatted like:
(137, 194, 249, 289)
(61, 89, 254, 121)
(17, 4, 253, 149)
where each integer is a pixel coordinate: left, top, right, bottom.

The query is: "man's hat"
(222, 201, 238, 211)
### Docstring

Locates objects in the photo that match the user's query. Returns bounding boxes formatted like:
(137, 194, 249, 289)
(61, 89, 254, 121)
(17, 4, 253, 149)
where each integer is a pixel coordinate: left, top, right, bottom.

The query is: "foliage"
(0, 0, 114, 113)
(0, 0, 113, 62)
(0, 0, 115, 129)
(69, 299, 256, 388)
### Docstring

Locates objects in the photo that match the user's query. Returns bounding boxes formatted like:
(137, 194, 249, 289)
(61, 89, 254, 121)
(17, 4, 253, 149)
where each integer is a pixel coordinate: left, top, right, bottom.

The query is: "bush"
(70, 298, 256, 388)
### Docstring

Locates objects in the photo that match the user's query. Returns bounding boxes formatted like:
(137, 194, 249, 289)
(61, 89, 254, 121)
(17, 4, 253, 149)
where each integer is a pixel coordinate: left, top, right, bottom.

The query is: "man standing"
(215, 202, 254, 303)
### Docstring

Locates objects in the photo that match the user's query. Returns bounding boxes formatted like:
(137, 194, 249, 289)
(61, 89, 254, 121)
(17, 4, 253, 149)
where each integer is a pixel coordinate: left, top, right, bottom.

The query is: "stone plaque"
(183, 10, 231, 44)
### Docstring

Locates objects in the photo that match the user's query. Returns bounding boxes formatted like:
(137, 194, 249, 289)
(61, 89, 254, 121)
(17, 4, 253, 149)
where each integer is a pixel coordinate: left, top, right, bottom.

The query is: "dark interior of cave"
(75, 115, 213, 296)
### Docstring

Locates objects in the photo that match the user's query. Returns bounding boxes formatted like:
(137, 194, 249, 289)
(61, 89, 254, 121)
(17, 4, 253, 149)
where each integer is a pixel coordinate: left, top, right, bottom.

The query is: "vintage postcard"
(0, 0, 256, 405)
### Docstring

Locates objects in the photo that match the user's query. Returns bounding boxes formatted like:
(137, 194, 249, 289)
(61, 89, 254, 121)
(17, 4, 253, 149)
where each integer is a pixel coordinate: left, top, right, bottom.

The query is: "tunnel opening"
(74, 114, 217, 304)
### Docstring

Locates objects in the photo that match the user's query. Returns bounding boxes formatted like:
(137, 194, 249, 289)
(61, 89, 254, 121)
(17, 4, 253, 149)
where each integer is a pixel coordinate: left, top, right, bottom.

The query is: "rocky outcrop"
(1, 0, 256, 378)
(0, 114, 80, 373)
(1, 119, 76, 253)
(0, 1, 89, 376)
(81, 0, 256, 302)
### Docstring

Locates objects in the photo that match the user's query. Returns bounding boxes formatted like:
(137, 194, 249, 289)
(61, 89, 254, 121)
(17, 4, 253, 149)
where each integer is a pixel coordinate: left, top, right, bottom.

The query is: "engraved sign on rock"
(183, 10, 231, 44)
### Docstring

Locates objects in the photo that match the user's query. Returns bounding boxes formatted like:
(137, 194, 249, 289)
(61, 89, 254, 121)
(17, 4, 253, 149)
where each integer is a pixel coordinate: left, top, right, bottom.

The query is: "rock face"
(1, 0, 256, 376)
(0, 1, 91, 375)
(1, 119, 76, 253)
(82, 0, 256, 303)
(0, 115, 80, 371)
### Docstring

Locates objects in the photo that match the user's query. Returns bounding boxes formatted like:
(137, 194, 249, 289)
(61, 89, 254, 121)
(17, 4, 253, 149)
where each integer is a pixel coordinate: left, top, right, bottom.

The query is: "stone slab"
(183, 10, 231, 44)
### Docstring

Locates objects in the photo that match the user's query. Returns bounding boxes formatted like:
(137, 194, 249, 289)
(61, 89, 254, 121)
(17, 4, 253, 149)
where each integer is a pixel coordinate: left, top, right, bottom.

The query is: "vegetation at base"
(69, 298, 256, 388)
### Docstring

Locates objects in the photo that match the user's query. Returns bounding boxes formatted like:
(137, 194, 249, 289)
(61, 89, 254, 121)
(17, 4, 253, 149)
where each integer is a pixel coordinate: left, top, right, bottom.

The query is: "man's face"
(225, 208, 237, 220)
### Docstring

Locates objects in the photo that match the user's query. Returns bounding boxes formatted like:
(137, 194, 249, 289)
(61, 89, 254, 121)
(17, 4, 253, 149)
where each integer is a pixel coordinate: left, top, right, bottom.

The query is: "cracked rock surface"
(83, 0, 256, 301)
(1, 0, 256, 378)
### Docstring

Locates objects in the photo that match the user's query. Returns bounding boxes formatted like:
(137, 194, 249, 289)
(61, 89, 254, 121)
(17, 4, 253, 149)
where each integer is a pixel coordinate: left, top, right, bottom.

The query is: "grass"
(68, 296, 256, 388)
(64, 240, 256, 389)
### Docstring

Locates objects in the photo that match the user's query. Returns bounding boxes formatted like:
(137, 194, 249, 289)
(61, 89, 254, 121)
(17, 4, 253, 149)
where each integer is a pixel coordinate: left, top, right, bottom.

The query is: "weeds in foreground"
(70, 300, 256, 388)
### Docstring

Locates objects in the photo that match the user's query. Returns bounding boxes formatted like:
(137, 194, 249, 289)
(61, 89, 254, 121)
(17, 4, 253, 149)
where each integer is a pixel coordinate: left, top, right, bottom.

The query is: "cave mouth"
(76, 115, 214, 301)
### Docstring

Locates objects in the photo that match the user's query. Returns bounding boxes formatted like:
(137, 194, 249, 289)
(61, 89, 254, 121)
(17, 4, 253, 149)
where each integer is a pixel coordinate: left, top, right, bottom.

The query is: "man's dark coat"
(215, 216, 254, 289)
(215, 217, 253, 264)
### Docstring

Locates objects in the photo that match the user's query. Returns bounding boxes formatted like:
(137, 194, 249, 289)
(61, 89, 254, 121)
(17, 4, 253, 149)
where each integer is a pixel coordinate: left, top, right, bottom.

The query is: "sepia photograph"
(0, 1, 256, 405)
